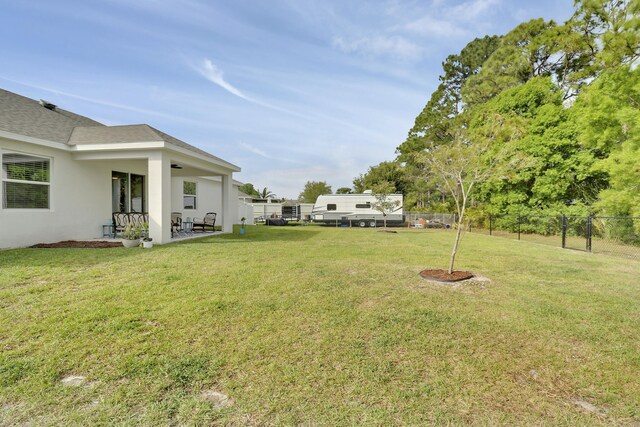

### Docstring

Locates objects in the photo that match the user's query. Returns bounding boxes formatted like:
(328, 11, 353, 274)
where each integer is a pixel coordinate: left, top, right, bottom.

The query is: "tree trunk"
(383, 214, 387, 229)
(448, 211, 464, 274)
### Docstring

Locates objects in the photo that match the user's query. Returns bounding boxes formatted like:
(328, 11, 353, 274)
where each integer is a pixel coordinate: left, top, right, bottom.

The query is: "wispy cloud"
(403, 15, 470, 38)
(238, 142, 302, 164)
(402, 0, 501, 39)
(194, 58, 313, 119)
(451, 0, 501, 22)
(239, 142, 269, 158)
(197, 58, 250, 101)
(332, 35, 423, 61)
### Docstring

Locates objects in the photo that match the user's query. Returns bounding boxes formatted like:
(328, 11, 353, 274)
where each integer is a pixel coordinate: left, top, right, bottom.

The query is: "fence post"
(586, 216, 592, 252)
(489, 214, 493, 236)
(561, 215, 567, 249)
(518, 214, 521, 240)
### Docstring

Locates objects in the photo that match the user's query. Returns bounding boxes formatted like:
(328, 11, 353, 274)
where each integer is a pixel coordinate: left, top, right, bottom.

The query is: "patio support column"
(221, 174, 233, 233)
(148, 151, 172, 244)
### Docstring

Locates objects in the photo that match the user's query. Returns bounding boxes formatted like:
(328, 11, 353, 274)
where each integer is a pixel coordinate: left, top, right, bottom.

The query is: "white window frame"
(2, 151, 51, 210)
(183, 180, 197, 210)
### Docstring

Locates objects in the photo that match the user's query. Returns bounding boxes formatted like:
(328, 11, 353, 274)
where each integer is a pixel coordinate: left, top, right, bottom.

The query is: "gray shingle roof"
(0, 88, 103, 143)
(0, 88, 238, 170)
(68, 124, 232, 165)
(68, 124, 162, 145)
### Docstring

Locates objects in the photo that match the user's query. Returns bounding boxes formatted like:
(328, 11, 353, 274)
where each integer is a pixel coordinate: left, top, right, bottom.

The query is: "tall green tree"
(396, 35, 501, 160)
(336, 187, 353, 194)
(238, 183, 260, 197)
(469, 77, 604, 216)
(575, 66, 640, 218)
(353, 161, 409, 194)
(462, 19, 560, 107)
(299, 181, 332, 203)
(572, 0, 640, 69)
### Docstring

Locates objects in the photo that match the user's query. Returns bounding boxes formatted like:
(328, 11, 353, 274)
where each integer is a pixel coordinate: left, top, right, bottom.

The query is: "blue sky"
(0, 0, 575, 198)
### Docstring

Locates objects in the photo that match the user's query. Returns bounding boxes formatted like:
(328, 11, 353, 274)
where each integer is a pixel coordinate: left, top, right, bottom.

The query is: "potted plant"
(121, 223, 142, 248)
(142, 237, 153, 249)
(240, 217, 246, 235)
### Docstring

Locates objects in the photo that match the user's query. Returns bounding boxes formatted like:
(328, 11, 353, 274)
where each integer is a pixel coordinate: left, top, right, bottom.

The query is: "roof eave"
(0, 129, 71, 151)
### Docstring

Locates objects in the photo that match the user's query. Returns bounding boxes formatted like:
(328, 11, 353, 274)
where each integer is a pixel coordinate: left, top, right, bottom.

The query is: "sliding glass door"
(112, 171, 145, 213)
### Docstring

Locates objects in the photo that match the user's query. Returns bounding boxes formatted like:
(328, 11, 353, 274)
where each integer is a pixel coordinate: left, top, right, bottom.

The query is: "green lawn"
(1, 226, 639, 425)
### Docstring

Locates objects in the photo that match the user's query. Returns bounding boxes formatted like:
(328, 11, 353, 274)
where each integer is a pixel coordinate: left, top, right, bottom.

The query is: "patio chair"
(112, 212, 130, 236)
(192, 212, 216, 232)
(171, 212, 182, 237)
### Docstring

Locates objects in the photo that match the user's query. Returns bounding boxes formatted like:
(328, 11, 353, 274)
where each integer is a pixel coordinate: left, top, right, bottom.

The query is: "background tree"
(370, 181, 401, 229)
(397, 35, 502, 160)
(336, 187, 353, 194)
(257, 187, 276, 199)
(299, 181, 332, 203)
(238, 183, 260, 197)
(353, 161, 409, 194)
(352, 0, 638, 226)
(575, 65, 640, 218)
(469, 77, 604, 217)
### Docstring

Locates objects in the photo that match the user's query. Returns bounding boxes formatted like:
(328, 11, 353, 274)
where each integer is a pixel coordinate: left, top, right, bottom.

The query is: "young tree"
(371, 181, 401, 229)
(420, 129, 522, 274)
(299, 181, 332, 203)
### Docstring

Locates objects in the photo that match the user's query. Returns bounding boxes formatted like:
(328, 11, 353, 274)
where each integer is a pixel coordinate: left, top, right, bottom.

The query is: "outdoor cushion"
(192, 212, 216, 232)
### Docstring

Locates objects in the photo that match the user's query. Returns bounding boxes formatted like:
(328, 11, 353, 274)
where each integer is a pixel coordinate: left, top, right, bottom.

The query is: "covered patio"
(69, 124, 241, 244)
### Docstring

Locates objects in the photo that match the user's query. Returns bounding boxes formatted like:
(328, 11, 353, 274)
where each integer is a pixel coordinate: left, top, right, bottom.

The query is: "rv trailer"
(311, 191, 404, 227)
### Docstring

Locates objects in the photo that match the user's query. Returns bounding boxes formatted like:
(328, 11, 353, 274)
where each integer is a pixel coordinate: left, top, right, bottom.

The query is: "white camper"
(311, 191, 404, 227)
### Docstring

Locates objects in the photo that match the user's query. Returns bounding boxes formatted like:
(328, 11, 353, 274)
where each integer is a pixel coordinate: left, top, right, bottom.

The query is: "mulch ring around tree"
(30, 240, 123, 249)
(419, 269, 474, 283)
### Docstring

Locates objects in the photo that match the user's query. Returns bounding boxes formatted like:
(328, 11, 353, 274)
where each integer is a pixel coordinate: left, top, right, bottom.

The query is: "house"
(0, 88, 243, 249)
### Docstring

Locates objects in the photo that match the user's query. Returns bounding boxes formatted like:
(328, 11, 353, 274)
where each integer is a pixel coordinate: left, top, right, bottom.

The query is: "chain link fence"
(406, 213, 456, 229)
(466, 214, 640, 259)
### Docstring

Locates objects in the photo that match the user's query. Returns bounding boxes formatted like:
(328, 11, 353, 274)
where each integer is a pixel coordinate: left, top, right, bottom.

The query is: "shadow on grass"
(0, 245, 148, 270)
(0, 227, 321, 271)
(183, 228, 322, 244)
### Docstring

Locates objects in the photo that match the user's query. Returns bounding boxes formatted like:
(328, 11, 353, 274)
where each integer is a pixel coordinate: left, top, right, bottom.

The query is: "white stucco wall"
(170, 176, 247, 227)
(1, 138, 243, 249)
(171, 176, 221, 223)
(0, 137, 147, 249)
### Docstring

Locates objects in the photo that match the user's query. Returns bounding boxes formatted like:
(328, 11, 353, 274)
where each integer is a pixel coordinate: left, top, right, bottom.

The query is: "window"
(2, 153, 50, 209)
(130, 174, 145, 212)
(183, 181, 197, 209)
(355, 203, 371, 209)
(327, 204, 337, 211)
(112, 172, 145, 213)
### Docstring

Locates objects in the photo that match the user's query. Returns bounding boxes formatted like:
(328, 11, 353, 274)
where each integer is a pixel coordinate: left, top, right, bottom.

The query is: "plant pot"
(122, 239, 140, 248)
(239, 227, 246, 235)
(142, 240, 153, 249)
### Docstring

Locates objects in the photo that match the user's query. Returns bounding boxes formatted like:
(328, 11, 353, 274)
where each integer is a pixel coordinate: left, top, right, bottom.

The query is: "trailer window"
(355, 203, 370, 208)
(327, 204, 337, 211)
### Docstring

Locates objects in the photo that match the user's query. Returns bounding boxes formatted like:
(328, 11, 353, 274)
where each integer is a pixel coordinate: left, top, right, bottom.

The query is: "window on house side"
(183, 181, 197, 209)
(2, 153, 50, 209)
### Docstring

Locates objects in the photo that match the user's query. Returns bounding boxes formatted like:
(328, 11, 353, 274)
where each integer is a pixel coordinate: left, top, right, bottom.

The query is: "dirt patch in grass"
(419, 269, 474, 282)
(30, 240, 122, 249)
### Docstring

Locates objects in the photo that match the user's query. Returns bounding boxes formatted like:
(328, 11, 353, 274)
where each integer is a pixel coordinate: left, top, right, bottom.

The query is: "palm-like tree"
(258, 187, 275, 199)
